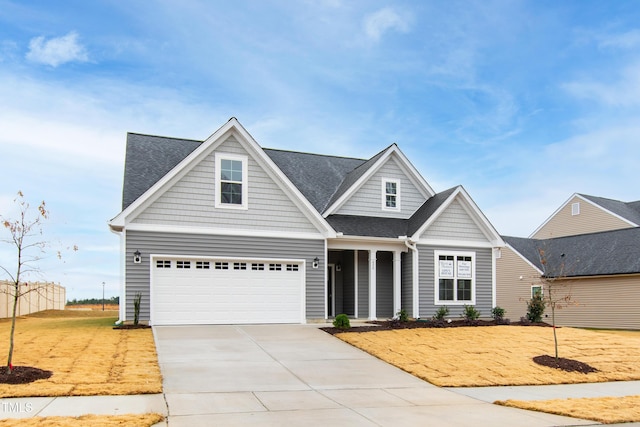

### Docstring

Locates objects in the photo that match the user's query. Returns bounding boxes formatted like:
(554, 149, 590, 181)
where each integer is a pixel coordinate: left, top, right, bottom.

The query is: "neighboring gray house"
(109, 118, 504, 325)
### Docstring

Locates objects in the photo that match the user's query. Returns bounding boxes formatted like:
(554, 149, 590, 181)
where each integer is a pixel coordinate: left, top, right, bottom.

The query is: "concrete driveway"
(153, 324, 594, 426)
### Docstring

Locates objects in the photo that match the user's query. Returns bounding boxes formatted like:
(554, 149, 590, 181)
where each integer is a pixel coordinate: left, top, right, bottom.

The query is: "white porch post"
(369, 250, 377, 320)
(393, 250, 402, 316)
(412, 246, 420, 319)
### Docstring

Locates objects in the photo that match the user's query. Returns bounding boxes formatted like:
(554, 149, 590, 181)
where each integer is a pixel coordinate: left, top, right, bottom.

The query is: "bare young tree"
(1, 191, 51, 374)
(538, 249, 576, 362)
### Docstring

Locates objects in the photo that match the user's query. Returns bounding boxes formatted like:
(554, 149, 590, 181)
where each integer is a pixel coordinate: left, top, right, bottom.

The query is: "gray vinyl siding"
(421, 199, 487, 242)
(342, 251, 355, 316)
(401, 251, 413, 313)
(133, 136, 319, 234)
(417, 246, 493, 319)
(125, 230, 325, 322)
(336, 157, 427, 219)
(376, 251, 394, 318)
(357, 250, 369, 318)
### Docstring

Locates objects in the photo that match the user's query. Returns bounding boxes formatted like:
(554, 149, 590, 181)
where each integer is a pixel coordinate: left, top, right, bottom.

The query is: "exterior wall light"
(312, 257, 319, 269)
(133, 250, 142, 264)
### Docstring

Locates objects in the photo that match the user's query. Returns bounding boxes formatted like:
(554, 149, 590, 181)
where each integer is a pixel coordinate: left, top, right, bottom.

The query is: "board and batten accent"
(125, 230, 325, 322)
(336, 157, 427, 219)
(132, 136, 320, 234)
(532, 195, 634, 239)
(417, 246, 493, 319)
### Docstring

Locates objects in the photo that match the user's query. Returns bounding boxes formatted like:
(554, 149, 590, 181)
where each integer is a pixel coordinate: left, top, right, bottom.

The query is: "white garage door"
(151, 256, 304, 325)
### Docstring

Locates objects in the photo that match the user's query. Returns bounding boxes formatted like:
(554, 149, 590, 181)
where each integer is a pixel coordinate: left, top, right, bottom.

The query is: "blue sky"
(1, 1, 639, 300)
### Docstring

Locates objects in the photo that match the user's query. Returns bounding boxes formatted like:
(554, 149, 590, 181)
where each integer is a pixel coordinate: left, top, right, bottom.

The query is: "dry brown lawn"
(497, 396, 640, 424)
(337, 326, 640, 423)
(0, 413, 164, 427)
(0, 310, 162, 398)
(336, 326, 640, 387)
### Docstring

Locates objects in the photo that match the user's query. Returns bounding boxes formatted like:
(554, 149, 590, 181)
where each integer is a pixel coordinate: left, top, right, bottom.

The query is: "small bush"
(520, 316, 531, 325)
(491, 306, 506, 323)
(526, 294, 545, 323)
(462, 305, 481, 325)
(396, 309, 409, 323)
(333, 314, 351, 329)
(433, 306, 449, 320)
(133, 292, 142, 326)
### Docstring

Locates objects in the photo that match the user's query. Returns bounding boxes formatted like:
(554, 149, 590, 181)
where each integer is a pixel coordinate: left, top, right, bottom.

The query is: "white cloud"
(562, 62, 640, 107)
(598, 29, 640, 50)
(363, 7, 410, 42)
(26, 31, 89, 67)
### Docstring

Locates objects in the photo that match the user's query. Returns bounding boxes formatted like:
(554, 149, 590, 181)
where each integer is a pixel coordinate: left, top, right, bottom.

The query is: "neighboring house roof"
(504, 227, 640, 278)
(579, 194, 640, 226)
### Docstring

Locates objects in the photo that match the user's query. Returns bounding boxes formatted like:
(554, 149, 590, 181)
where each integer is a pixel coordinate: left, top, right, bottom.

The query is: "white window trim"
(531, 285, 543, 298)
(381, 178, 401, 211)
(215, 152, 248, 210)
(434, 250, 476, 305)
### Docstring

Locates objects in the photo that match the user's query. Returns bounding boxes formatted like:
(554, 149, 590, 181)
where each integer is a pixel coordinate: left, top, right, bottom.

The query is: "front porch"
(326, 244, 411, 321)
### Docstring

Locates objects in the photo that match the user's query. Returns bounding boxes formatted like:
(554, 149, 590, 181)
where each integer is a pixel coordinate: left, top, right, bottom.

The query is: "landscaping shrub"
(491, 306, 509, 324)
(396, 309, 409, 322)
(526, 293, 545, 323)
(462, 304, 481, 325)
(133, 292, 142, 325)
(433, 306, 449, 320)
(333, 313, 351, 329)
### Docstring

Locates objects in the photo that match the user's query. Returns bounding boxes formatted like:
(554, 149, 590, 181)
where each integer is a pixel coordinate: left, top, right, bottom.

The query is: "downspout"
(403, 238, 419, 319)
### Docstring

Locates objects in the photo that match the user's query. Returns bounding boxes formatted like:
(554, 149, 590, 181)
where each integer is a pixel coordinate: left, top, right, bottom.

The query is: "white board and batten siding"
(336, 157, 427, 219)
(125, 231, 325, 323)
(133, 136, 319, 234)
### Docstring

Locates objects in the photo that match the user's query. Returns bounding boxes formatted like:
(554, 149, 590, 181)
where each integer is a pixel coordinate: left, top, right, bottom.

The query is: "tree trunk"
(6, 282, 19, 374)
(552, 303, 558, 362)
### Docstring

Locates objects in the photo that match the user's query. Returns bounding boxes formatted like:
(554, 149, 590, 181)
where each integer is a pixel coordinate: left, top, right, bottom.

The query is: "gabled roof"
(579, 194, 640, 226)
(263, 149, 365, 213)
(504, 227, 640, 278)
(122, 133, 201, 210)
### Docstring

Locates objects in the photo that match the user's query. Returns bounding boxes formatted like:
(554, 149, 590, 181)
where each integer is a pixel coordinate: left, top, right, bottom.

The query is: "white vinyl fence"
(0, 281, 66, 318)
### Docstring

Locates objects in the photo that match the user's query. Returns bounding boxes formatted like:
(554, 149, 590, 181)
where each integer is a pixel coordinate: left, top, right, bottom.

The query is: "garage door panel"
(152, 257, 303, 325)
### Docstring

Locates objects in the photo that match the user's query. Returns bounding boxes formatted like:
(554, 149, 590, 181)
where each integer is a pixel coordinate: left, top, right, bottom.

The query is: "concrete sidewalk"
(449, 380, 640, 403)
(0, 394, 167, 420)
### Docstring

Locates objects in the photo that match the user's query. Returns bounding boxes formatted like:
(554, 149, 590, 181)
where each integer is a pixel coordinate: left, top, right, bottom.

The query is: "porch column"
(369, 249, 377, 320)
(393, 250, 402, 316)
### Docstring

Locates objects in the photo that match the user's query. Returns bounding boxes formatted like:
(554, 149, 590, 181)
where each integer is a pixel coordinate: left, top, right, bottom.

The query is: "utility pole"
(102, 282, 105, 311)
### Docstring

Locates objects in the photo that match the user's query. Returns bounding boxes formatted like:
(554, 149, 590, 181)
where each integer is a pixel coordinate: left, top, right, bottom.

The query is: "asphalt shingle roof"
(504, 227, 640, 277)
(120, 132, 454, 239)
(579, 194, 640, 226)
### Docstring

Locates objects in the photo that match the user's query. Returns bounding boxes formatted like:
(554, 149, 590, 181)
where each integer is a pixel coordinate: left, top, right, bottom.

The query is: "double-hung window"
(215, 153, 248, 209)
(382, 178, 400, 211)
(435, 251, 475, 305)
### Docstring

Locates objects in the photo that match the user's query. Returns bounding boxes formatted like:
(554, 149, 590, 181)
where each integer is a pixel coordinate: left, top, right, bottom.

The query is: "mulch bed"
(112, 324, 151, 330)
(321, 319, 551, 335)
(533, 355, 598, 374)
(0, 366, 53, 384)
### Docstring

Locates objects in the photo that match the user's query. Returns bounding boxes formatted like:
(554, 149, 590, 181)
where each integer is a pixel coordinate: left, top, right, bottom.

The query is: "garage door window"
(177, 261, 191, 269)
(215, 262, 229, 270)
(252, 263, 265, 270)
(156, 260, 171, 268)
(286, 264, 299, 271)
(234, 262, 247, 270)
(196, 261, 210, 269)
(269, 263, 282, 271)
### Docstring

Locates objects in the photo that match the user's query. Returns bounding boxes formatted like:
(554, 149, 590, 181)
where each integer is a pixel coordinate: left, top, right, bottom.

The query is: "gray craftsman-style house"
(109, 118, 504, 325)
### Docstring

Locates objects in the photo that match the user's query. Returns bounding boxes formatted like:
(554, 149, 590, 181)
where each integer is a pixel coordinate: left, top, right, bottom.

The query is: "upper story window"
(382, 178, 400, 211)
(434, 250, 475, 305)
(215, 153, 248, 209)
